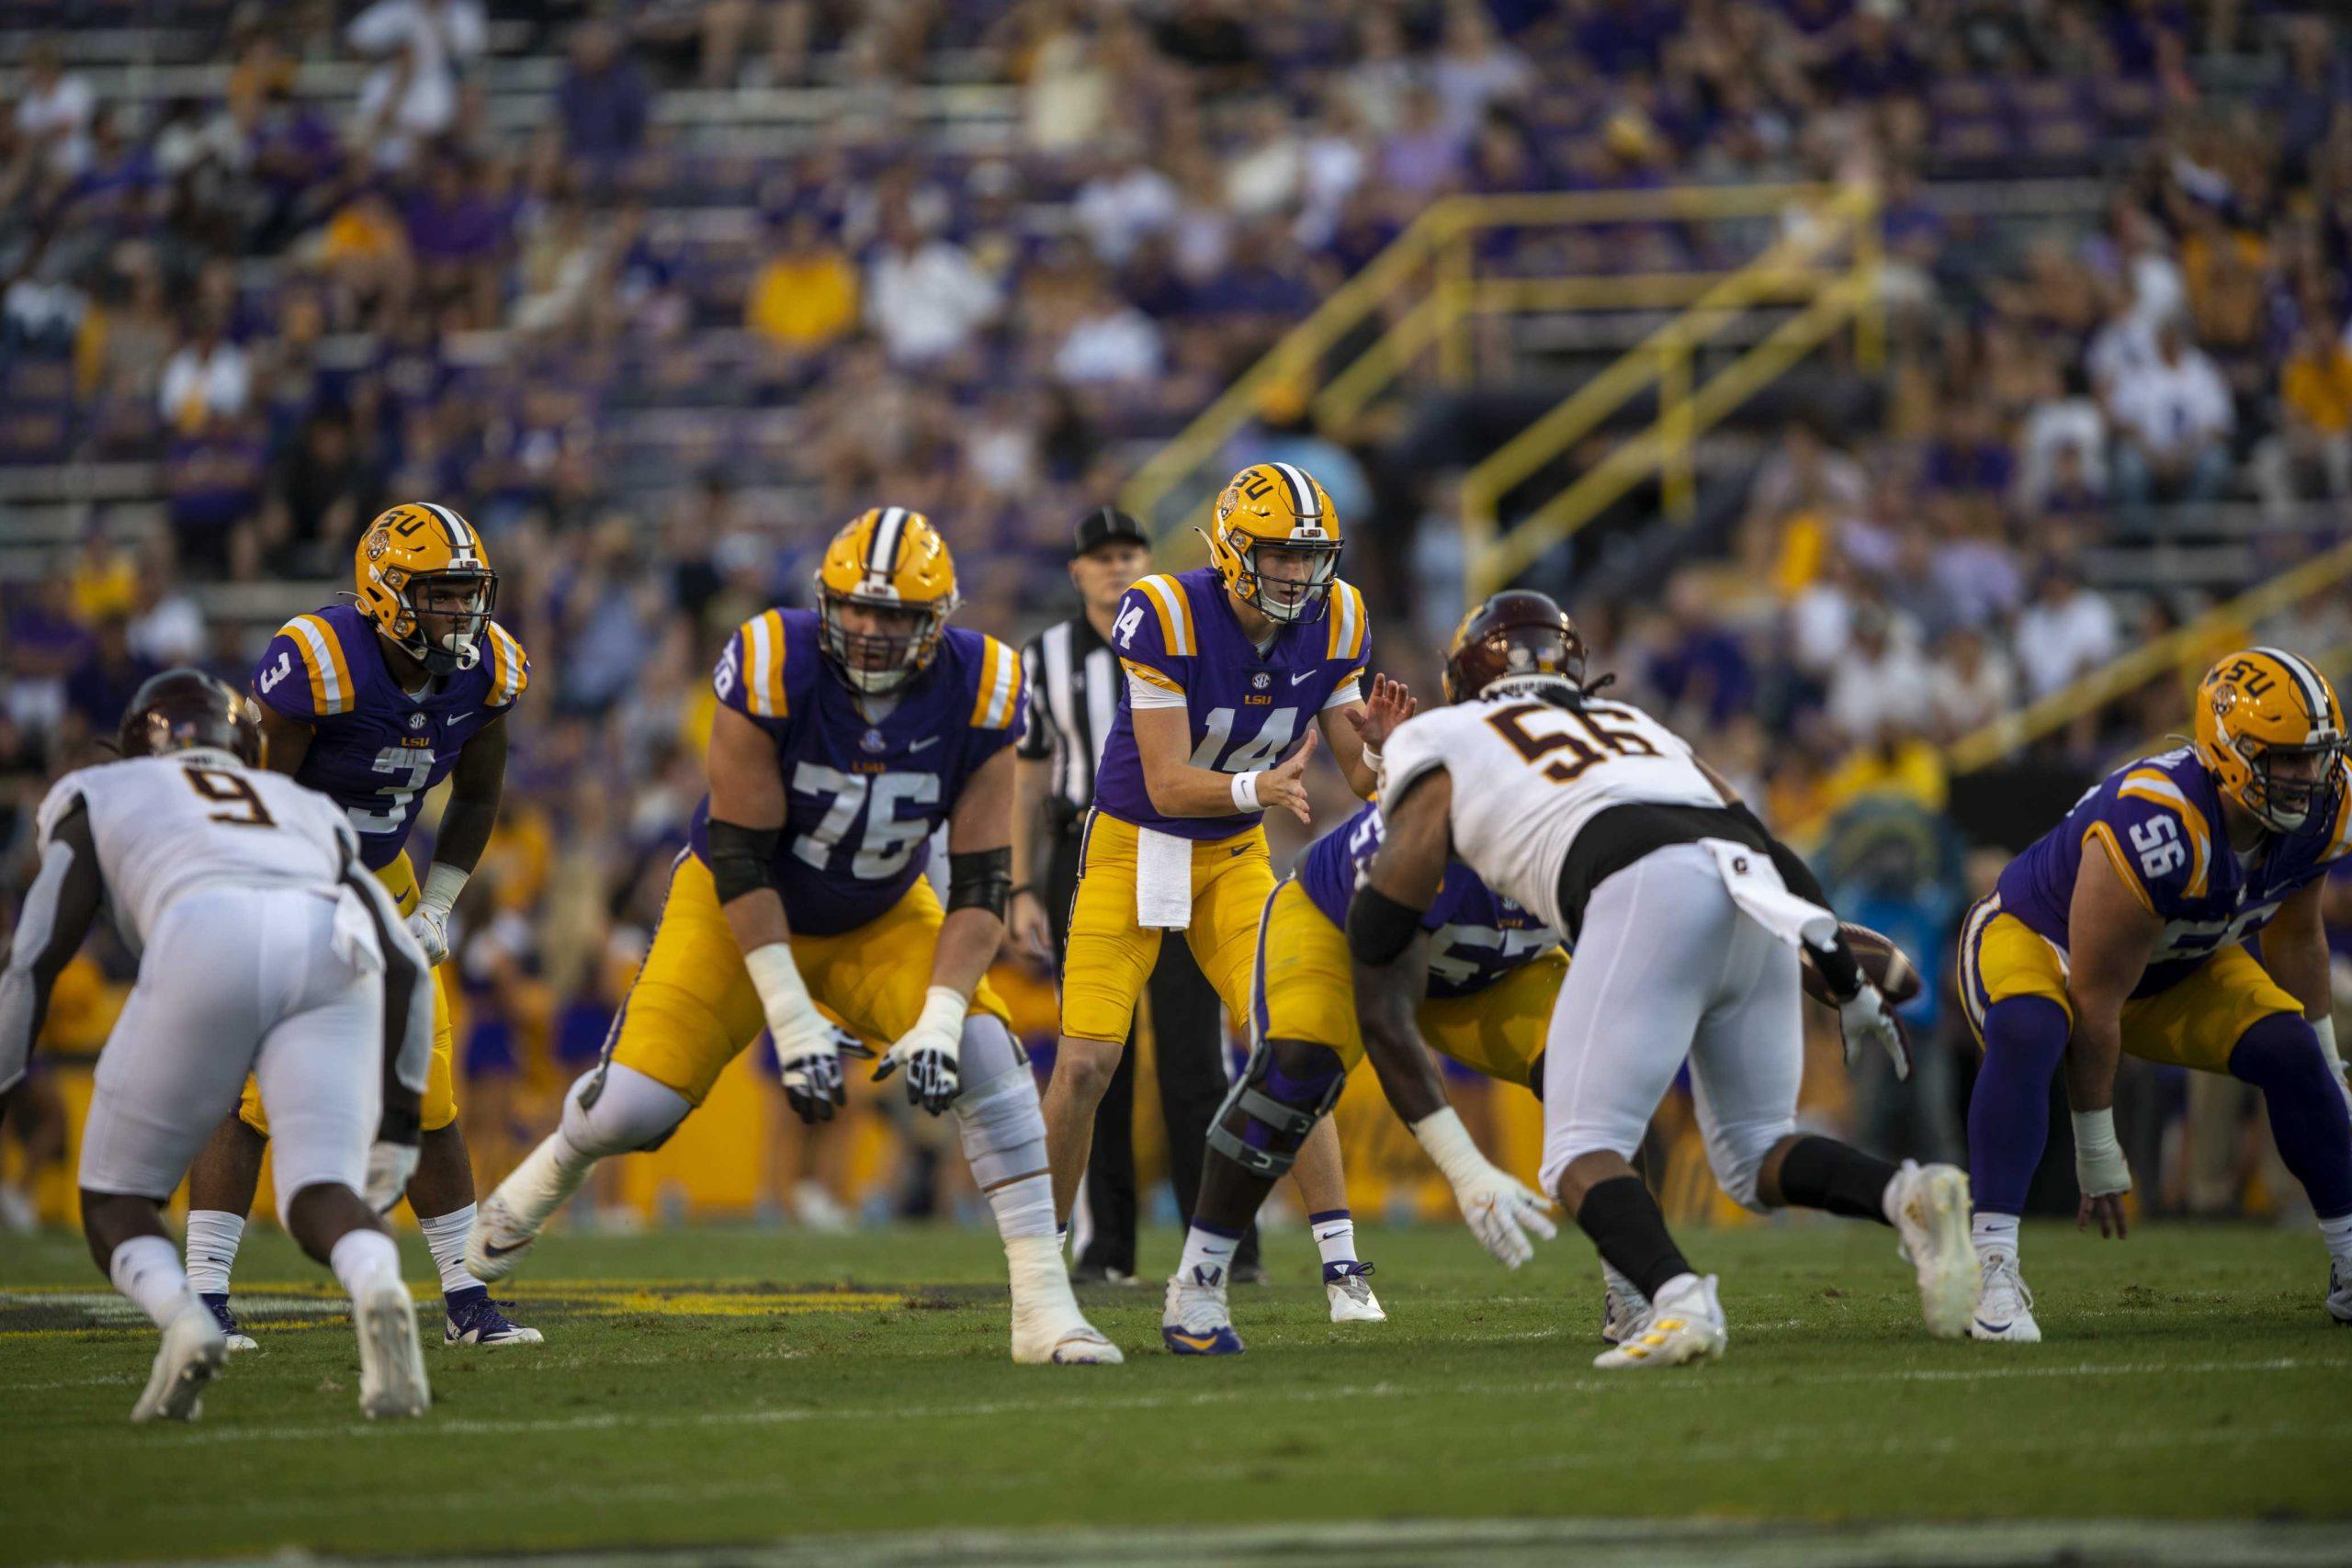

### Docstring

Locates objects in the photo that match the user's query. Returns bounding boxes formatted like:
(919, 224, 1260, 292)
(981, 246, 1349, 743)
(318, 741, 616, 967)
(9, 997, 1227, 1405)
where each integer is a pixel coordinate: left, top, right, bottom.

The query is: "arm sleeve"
(0, 793, 104, 1097)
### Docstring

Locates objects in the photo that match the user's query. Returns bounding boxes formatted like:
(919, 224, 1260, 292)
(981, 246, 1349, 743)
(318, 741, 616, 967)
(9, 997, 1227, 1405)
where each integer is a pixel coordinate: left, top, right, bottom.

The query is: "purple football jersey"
(253, 603, 528, 869)
(1295, 801, 1565, 998)
(1091, 566, 1371, 840)
(688, 609, 1024, 937)
(1993, 746, 2352, 997)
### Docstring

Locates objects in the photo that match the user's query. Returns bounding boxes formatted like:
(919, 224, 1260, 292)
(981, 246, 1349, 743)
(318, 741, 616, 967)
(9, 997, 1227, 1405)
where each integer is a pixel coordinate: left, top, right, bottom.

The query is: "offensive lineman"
(1962, 649, 2352, 1340)
(1041, 462, 1396, 1319)
(182, 502, 539, 1350)
(469, 508, 1119, 1364)
(1352, 592, 1977, 1368)
(0, 672, 434, 1421)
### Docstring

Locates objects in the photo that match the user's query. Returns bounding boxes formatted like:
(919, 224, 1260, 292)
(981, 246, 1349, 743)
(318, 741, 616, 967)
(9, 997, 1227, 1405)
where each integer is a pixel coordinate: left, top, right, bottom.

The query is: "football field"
(3, 1221, 2347, 1564)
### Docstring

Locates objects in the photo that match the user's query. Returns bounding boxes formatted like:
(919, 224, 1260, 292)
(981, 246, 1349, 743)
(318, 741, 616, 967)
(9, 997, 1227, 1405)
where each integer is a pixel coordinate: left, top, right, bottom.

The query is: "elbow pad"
(948, 847, 1012, 918)
(1347, 886, 1426, 968)
(705, 819, 780, 905)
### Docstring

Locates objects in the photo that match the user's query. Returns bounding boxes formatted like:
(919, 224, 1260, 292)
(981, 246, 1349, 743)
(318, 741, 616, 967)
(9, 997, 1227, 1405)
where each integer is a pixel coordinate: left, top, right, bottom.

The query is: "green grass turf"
(1, 1218, 2346, 1562)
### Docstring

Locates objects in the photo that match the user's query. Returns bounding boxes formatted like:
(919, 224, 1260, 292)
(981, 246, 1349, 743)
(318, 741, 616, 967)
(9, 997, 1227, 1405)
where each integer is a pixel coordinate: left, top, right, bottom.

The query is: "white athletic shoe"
(2326, 1262, 2351, 1326)
(130, 1300, 228, 1423)
(1600, 1283, 1652, 1347)
(1324, 1262, 1386, 1324)
(1968, 1250, 2041, 1343)
(463, 1187, 542, 1284)
(355, 1279, 431, 1419)
(1012, 1311, 1125, 1365)
(1593, 1273, 1726, 1371)
(1161, 1269, 1245, 1356)
(1887, 1161, 1977, 1338)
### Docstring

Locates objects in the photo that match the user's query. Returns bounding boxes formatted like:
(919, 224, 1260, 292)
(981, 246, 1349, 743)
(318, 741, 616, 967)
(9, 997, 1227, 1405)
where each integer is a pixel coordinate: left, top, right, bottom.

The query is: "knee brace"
(2230, 1011, 2352, 1219)
(1205, 1039, 1346, 1180)
(952, 1017, 1048, 1190)
(562, 1063, 692, 1157)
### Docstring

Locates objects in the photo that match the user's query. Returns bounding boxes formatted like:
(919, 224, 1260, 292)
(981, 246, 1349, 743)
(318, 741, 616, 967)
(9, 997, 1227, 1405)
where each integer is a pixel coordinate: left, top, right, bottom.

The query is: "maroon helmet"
(117, 669, 263, 766)
(1442, 590, 1588, 704)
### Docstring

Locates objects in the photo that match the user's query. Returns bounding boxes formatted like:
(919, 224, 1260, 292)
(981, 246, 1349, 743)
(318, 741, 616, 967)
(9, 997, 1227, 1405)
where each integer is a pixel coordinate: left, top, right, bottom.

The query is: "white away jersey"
(35, 750, 363, 949)
(1379, 693, 1723, 933)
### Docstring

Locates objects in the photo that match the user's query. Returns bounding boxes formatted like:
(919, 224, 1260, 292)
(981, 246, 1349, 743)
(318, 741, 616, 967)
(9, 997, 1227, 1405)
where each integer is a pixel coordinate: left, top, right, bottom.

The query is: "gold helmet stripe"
(1267, 460, 1320, 522)
(868, 506, 910, 586)
(2253, 646, 2335, 730)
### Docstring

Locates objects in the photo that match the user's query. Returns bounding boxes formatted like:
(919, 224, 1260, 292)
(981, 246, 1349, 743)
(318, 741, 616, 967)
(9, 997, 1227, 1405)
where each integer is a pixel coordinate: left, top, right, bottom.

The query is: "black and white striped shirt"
(1019, 615, 1123, 832)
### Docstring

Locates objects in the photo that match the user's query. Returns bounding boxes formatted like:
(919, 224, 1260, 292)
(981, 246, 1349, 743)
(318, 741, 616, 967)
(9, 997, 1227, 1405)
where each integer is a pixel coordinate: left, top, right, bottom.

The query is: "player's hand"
(1261, 725, 1317, 825)
(363, 1138, 420, 1213)
(1343, 674, 1417, 752)
(1837, 981, 1912, 1081)
(2077, 1190, 2130, 1240)
(1008, 888, 1054, 975)
(405, 905, 451, 966)
(872, 986, 966, 1115)
(1451, 1164, 1558, 1269)
(2072, 1109, 2131, 1239)
(773, 1018, 867, 1124)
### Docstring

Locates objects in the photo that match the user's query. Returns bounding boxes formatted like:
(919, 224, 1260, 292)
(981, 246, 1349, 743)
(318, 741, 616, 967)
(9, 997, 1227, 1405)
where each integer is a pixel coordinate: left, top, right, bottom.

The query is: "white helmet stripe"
(421, 502, 474, 553)
(1268, 462, 1319, 519)
(869, 507, 910, 581)
(2256, 646, 2334, 730)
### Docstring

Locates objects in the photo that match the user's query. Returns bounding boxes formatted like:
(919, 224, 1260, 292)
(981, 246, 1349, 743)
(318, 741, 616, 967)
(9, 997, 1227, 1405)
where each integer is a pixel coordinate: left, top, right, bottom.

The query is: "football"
(1800, 922, 1923, 1008)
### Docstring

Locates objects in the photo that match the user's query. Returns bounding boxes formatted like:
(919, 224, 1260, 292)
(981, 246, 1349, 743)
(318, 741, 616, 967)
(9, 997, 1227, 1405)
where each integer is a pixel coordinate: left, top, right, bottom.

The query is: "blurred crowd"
(5, 0, 2351, 1228)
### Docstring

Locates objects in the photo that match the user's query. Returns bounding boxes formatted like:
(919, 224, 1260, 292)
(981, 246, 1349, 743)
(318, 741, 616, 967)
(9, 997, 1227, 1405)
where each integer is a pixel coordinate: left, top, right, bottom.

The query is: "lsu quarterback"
(1040, 462, 1404, 1323)
(469, 508, 1121, 1364)
(184, 502, 541, 1350)
(1962, 649, 2352, 1340)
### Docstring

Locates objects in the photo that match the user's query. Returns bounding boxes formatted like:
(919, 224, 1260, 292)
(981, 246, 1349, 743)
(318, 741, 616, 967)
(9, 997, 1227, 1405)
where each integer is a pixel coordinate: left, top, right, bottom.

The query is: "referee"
(1010, 506, 1260, 1284)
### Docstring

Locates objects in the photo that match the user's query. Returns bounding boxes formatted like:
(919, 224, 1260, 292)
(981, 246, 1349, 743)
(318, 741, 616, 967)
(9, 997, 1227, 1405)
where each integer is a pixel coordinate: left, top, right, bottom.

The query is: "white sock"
(503, 1129, 599, 1227)
(1600, 1258, 1649, 1306)
(328, 1227, 404, 1299)
(1972, 1212, 2020, 1260)
(1310, 1211, 1357, 1269)
(415, 1205, 485, 1297)
(110, 1235, 195, 1329)
(983, 1171, 1057, 1242)
(2320, 1212, 2352, 1272)
(1175, 1224, 1240, 1289)
(183, 1210, 245, 1297)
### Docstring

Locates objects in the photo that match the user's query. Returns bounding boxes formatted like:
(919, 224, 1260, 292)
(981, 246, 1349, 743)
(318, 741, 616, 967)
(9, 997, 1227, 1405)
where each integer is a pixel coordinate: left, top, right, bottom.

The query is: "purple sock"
(1967, 997, 2071, 1214)
(2230, 1012, 2352, 1219)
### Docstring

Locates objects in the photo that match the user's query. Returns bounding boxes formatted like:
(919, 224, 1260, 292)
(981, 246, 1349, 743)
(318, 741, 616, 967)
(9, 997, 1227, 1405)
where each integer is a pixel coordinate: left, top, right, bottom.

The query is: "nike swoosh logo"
(1167, 1331, 1223, 1350)
(909, 736, 941, 752)
(447, 711, 474, 726)
(1290, 671, 1317, 686)
(1973, 1318, 2008, 1334)
(481, 1238, 531, 1258)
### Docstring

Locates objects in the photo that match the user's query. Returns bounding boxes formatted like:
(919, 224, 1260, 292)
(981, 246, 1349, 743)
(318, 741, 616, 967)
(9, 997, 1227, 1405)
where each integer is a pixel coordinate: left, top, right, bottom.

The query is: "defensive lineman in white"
(0, 671, 435, 1421)
(1349, 592, 1976, 1368)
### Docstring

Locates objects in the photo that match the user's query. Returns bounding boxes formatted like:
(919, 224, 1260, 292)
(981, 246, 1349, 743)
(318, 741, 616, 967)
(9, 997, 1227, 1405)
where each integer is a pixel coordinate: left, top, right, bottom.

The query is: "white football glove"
(363, 1139, 420, 1213)
(1411, 1107, 1558, 1269)
(2071, 1108, 2132, 1199)
(404, 906, 450, 967)
(1838, 980, 1913, 1081)
(746, 944, 863, 1122)
(873, 987, 966, 1115)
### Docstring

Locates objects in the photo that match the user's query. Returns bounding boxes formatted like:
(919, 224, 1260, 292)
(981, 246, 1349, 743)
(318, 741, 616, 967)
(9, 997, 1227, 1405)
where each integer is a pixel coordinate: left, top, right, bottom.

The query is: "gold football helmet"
(354, 502, 496, 675)
(1202, 461, 1341, 625)
(813, 506, 961, 694)
(2193, 648, 2346, 832)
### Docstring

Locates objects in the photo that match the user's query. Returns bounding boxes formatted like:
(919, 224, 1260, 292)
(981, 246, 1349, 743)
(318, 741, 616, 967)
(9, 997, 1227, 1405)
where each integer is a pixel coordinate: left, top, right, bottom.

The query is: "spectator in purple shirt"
(406, 157, 512, 326)
(560, 20, 651, 184)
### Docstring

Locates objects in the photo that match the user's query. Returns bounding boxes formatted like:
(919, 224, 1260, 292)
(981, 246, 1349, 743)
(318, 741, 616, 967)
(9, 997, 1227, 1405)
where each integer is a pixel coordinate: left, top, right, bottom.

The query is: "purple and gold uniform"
(1257, 802, 1567, 1087)
(1961, 745, 2352, 1071)
(1059, 564, 1372, 1044)
(600, 608, 1021, 1105)
(237, 601, 528, 1135)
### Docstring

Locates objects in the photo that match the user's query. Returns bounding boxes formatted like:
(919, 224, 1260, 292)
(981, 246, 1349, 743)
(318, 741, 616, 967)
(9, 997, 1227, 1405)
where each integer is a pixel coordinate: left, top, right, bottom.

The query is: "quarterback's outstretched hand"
(873, 986, 965, 1114)
(1344, 674, 1417, 753)
(1261, 726, 1317, 825)
(1838, 981, 1913, 1081)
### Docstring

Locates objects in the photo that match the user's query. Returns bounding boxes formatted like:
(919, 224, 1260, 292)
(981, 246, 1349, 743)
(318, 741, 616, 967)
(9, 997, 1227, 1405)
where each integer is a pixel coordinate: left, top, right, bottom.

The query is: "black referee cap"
(1071, 505, 1148, 559)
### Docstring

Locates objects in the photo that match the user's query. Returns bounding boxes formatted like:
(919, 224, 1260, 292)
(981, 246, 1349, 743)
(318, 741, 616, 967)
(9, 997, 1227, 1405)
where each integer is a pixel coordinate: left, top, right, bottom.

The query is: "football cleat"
(1969, 1251, 2042, 1343)
(1593, 1273, 1725, 1371)
(1161, 1268, 1245, 1356)
(462, 1188, 542, 1283)
(1600, 1283, 1652, 1347)
(199, 1292, 258, 1353)
(444, 1292, 544, 1348)
(1888, 1160, 1978, 1338)
(1323, 1260, 1386, 1324)
(356, 1279, 431, 1419)
(2326, 1263, 2351, 1325)
(130, 1300, 228, 1423)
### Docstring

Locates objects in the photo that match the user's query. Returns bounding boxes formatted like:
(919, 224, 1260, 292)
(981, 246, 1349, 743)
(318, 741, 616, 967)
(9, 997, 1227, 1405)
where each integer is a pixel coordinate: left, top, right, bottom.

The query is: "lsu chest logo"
(257, 650, 293, 695)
